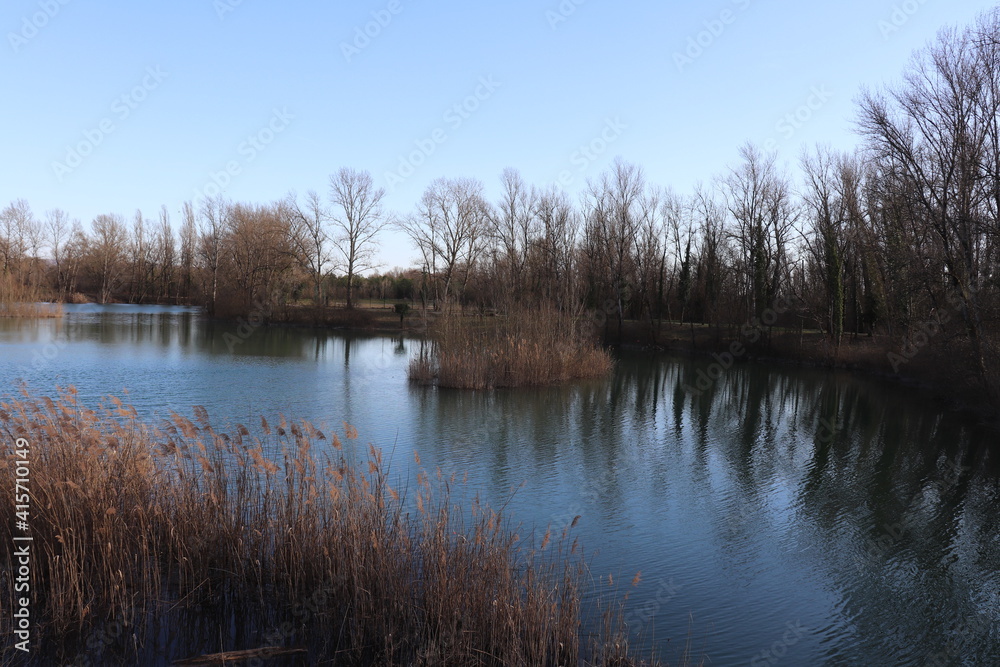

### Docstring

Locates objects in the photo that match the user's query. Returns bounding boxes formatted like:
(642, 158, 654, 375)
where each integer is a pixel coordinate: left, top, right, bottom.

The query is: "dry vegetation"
(0, 302, 63, 319)
(409, 307, 615, 389)
(0, 389, 676, 666)
(0, 273, 62, 318)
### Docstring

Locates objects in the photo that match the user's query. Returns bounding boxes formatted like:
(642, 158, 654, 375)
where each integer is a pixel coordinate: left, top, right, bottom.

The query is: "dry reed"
(0, 388, 673, 665)
(0, 273, 63, 318)
(410, 307, 615, 389)
(0, 302, 64, 318)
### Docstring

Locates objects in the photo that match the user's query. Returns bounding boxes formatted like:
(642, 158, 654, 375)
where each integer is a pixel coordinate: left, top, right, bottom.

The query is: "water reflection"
(408, 356, 999, 665)
(1, 307, 998, 665)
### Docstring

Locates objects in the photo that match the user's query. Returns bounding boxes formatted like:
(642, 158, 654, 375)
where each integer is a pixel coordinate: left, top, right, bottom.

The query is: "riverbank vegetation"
(0, 302, 62, 318)
(409, 306, 614, 388)
(0, 390, 674, 665)
(2, 11, 1000, 406)
(0, 254, 61, 318)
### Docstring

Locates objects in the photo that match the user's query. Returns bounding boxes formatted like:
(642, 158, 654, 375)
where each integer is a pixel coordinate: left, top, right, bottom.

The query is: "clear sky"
(2, 0, 996, 270)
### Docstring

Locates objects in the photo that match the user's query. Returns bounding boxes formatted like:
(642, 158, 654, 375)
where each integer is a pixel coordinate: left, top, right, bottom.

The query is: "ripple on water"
(2, 308, 999, 664)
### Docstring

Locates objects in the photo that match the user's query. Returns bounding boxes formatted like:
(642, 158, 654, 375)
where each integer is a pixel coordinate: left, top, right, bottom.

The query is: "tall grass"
(0, 389, 674, 665)
(0, 302, 63, 318)
(0, 273, 62, 318)
(410, 306, 615, 389)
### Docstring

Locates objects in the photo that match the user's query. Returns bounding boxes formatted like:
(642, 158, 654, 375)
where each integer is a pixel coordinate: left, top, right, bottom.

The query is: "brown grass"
(410, 307, 615, 389)
(0, 302, 64, 318)
(66, 292, 91, 305)
(0, 389, 673, 665)
(0, 272, 63, 318)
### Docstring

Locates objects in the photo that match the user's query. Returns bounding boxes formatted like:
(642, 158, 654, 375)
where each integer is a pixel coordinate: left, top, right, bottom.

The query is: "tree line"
(0, 167, 399, 317)
(2, 10, 998, 397)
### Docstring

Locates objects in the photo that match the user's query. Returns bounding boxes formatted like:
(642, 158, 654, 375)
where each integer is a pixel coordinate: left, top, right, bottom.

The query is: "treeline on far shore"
(3, 10, 1000, 407)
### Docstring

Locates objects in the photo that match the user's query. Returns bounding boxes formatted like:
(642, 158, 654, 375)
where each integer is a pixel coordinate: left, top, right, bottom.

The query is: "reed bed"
(0, 273, 59, 318)
(0, 302, 64, 318)
(0, 274, 63, 318)
(410, 307, 615, 389)
(0, 389, 671, 665)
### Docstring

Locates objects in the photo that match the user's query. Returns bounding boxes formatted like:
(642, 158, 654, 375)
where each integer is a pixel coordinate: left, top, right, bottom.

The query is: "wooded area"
(3, 11, 999, 400)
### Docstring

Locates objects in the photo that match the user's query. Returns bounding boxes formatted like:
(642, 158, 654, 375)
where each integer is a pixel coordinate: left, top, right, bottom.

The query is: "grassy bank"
(0, 389, 674, 665)
(409, 307, 614, 389)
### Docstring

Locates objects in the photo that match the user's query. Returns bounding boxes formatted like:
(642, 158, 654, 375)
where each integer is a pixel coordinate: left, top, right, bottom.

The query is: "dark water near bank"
(2, 305, 999, 665)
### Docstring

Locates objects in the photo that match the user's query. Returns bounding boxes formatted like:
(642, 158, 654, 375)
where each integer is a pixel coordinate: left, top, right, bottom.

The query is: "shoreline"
(618, 321, 1000, 430)
(254, 308, 1000, 427)
(45, 300, 1000, 427)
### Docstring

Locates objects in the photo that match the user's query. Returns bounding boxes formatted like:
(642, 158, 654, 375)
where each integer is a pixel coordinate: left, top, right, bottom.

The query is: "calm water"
(2, 305, 999, 665)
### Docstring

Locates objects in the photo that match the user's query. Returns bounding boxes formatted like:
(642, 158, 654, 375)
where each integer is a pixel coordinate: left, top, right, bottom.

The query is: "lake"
(2, 304, 998, 665)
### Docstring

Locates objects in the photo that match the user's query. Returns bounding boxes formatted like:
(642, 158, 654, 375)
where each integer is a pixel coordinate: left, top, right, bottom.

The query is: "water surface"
(2, 305, 998, 665)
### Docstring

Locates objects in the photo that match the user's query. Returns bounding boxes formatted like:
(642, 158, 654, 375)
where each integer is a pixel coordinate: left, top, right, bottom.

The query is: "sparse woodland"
(2, 11, 1000, 402)
(5, 11, 1000, 664)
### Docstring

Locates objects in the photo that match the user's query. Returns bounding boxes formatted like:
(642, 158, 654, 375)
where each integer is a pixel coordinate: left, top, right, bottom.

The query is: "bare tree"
(1, 199, 34, 280)
(180, 202, 198, 300)
(582, 159, 644, 341)
(23, 212, 43, 294)
(858, 16, 996, 387)
(63, 222, 88, 297)
(661, 191, 689, 324)
(329, 168, 387, 309)
(45, 209, 72, 299)
(222, 201, 298, 316)
(489, 167, 537, 303)
(198, 196, 227, 316)
(973, 10, 1000, 283)
(800, 145, 849, 345)
(287, 190, 332, 309)
(128, 210, 155, 303)
(722, 143, 796, 327)
(154, 205, 175, 302)
(632, 185, 667, 335)
(397, 209, 437, 315)
(692, 183, 728, 328)
(533, 187, 579, 309)
(90, 213, 127, 304)
(399, 177, 489, 310)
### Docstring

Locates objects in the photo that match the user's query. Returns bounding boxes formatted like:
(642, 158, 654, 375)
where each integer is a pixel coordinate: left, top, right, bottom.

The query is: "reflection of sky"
(1, 306, 998, 665)
(1, 307, 412, 441)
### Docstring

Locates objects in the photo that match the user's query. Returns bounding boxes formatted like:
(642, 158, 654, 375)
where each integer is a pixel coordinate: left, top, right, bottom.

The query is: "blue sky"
(2, 0, 996, 270)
